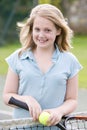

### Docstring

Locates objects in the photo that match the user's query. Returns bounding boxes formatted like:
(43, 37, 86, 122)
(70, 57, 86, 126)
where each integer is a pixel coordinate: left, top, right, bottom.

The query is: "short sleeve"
(5, 50, 19, 74)
(69, 54, 83, 79)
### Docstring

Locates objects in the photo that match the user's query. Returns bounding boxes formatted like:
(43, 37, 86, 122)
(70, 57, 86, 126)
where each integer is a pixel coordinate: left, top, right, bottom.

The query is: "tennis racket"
(4, 96, 87, 130)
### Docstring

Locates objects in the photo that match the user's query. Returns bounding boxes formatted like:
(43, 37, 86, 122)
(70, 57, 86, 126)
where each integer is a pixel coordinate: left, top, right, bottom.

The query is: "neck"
(34, 46, 55, 56)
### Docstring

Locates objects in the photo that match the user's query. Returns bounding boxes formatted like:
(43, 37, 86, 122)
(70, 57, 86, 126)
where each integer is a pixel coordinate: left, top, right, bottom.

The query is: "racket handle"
(8, 97, 29, 111)
(8, 97, 66, 130)
(56, 123, 66, 130)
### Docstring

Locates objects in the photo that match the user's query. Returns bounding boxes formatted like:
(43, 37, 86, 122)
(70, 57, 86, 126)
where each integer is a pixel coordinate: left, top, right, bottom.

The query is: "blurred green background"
(0, 0, 87, 88)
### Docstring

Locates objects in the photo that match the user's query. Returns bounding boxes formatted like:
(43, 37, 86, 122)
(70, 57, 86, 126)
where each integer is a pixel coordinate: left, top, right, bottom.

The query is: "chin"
(39, 44, 49, 49)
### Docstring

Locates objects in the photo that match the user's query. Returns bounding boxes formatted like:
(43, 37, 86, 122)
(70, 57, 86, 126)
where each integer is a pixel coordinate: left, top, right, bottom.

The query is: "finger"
(47, 118, 55, 126)
(32, 107, 41, 121)
(47, 116, 59, 126)
(32, 108, 39, 121)
(29, 105, 33, 117)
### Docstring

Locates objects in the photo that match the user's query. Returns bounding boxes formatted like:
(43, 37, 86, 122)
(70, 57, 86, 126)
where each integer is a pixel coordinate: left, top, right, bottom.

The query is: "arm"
(3, 67, 42, 120)
(58, 74, 78, 115)
(45, 74, 78, 126)
(3, 67, 20, 105)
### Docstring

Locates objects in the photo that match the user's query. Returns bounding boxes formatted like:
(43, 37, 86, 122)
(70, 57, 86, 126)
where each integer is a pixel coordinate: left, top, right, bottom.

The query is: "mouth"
(38, 39, 48, 44)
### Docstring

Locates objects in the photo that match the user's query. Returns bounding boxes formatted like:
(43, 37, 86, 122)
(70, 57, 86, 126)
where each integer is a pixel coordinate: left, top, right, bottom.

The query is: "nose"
(38, 31, 45, 38)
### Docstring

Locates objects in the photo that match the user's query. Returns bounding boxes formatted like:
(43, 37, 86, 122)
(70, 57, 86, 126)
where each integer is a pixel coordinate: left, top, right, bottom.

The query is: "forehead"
(33, 16, 55, 28)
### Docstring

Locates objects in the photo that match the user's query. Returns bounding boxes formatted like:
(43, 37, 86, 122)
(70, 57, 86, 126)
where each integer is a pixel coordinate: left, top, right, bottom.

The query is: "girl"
(3, 4, 82, 128)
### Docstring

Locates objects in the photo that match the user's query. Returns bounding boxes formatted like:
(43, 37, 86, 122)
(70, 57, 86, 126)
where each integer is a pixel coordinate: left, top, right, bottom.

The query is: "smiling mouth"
(38, 39, 48, 43)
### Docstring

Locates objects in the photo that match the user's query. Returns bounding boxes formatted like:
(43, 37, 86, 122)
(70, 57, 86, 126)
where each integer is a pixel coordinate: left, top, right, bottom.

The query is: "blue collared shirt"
(6, 47, 82, 119)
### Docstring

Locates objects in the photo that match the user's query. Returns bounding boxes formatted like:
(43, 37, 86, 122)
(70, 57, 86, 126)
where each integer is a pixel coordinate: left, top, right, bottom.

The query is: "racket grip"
(8, 97, 29, 111)
(56, 123, 66, 130)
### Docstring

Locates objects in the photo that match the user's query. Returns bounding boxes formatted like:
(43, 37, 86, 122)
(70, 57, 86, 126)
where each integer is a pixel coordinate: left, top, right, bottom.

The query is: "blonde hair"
(17, 4, 73, 54)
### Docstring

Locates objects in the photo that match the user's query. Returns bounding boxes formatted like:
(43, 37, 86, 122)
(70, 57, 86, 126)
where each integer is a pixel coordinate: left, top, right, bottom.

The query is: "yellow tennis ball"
(39, 111, 50, 126)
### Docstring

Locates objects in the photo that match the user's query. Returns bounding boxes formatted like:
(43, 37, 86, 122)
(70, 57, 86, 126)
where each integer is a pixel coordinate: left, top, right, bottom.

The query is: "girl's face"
(32, 16, 61, 49)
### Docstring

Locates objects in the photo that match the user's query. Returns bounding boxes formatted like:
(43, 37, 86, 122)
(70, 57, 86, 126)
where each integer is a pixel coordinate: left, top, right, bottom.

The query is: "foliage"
(0, 0, 33, 45)
(39, 0, 61, 8)
(39, 0, 50, 3)
(68, 0, 77, 3)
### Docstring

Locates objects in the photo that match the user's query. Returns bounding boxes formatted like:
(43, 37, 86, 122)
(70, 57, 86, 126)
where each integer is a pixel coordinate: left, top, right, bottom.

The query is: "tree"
(0, 0, 35, 45)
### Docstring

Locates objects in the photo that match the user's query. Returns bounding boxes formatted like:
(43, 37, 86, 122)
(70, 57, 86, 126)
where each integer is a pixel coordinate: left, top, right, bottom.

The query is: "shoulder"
(62, 51, 78, 62)
(5, 49, 22, 66)
(61, 51, 83, 78)
(7, 49, 21, 58)
(62, 51, 83, 70)
(60, 51, 82, 68)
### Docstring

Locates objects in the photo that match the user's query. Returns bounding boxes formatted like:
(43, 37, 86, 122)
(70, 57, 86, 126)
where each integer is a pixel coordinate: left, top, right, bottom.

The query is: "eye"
(45, 29, 51, 32)
(34, 27, 40, 32)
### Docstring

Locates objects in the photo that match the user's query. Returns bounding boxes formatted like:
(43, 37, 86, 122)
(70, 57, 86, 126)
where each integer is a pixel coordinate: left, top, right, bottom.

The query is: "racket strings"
(0, 124, 59, 130)
(66, 119, 87, 130)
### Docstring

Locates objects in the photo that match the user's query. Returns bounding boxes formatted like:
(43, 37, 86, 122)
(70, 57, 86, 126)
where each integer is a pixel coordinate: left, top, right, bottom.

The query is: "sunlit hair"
(17, 4, 73, 55)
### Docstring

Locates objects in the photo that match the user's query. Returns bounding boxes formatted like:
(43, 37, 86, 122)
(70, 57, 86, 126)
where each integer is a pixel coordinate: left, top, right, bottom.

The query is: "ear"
(56, 28, 61, 36)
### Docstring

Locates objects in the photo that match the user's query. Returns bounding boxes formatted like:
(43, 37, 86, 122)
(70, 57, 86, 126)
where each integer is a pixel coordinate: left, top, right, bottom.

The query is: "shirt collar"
(20, 48, 34, 60)
(20, 45, 60, 61)
(52, 45, 60, 63)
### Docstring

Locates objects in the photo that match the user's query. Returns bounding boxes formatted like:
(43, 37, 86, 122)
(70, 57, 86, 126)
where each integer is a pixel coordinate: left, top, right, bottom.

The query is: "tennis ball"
(39, 111, 50, 126)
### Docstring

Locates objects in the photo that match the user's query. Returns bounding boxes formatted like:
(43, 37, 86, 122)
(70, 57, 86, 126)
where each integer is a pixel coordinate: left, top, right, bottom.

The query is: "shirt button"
(41, 75, 46, 87)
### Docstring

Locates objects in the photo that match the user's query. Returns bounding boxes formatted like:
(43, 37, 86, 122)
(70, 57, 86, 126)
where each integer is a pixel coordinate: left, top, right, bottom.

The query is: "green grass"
(71, 35, 87, 88)
(0, 42, 21, 75)
(0, 35, 87, 88)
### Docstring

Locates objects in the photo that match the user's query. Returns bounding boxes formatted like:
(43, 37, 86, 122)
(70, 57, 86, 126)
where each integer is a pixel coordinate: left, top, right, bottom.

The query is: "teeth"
(39, 41, 45, 42)
(39, 40, 45, 43)
(39, 39, 47, 43)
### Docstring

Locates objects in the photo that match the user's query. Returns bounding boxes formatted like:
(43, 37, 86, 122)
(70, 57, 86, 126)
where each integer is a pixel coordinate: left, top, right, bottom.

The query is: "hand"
(43, 108, 63, 126)
(24, 96, 42, 121)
